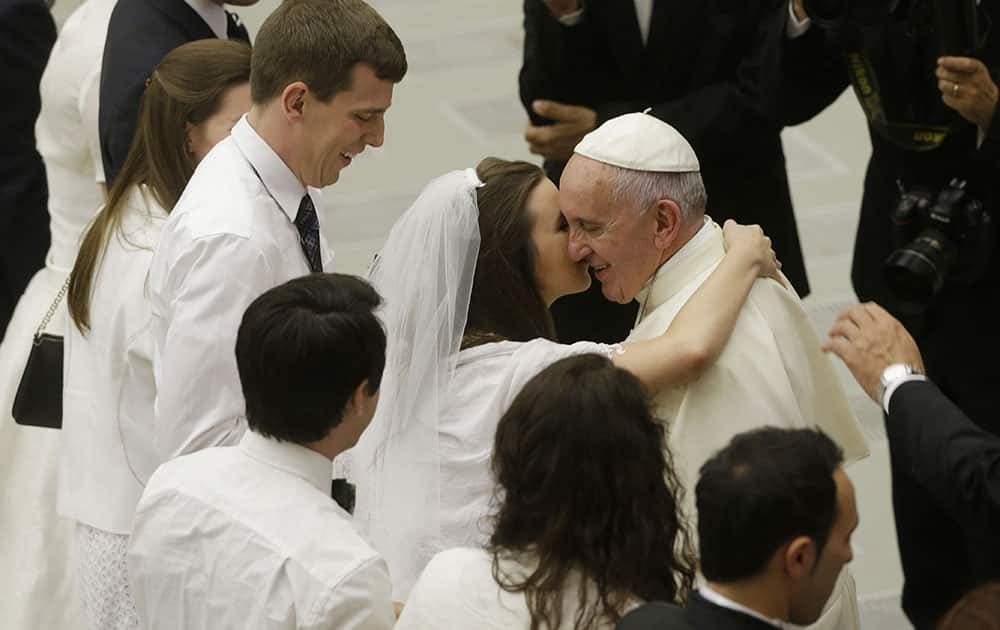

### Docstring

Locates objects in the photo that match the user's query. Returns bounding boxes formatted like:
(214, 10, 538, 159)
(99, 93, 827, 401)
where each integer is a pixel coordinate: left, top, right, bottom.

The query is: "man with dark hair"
(147, 0, 406, 463)
(127, 273, 394, 629)
(99, 0, 255, 186)
(619, 427, 859, 630)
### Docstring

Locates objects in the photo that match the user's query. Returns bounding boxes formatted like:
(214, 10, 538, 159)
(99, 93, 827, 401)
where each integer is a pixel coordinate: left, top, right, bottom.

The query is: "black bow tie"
(331, 479, 355, 513)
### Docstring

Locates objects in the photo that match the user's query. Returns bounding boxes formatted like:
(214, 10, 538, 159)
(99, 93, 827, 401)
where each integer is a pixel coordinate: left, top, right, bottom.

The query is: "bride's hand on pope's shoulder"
(722, 219, 786, 287)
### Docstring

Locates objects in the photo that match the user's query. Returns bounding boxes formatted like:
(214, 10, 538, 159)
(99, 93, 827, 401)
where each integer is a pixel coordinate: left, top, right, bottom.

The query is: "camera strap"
(843, 50, 952, 151)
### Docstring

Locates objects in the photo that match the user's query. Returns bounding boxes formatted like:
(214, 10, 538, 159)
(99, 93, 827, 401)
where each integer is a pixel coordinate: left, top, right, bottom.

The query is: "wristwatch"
(877, 363, 923, 410)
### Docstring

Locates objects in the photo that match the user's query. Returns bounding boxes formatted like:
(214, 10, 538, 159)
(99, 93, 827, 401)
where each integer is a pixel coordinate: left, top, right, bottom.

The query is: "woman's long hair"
(463, 157, 555, 348)
(68, 39, 251, 332)
(488, 354, 696, 630)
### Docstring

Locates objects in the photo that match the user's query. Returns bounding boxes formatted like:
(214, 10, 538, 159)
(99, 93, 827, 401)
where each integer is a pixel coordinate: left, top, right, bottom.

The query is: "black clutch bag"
(12, 279, 68, 429)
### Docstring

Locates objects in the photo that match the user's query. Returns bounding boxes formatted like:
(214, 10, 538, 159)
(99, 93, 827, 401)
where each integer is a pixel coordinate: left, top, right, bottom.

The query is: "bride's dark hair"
(488, 354, 696, 630)
(463, 157, 556, 348)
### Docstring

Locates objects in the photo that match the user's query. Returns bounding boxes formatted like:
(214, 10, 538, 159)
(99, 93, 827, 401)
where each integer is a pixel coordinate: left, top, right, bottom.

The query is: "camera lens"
(883, 228, 951, 309)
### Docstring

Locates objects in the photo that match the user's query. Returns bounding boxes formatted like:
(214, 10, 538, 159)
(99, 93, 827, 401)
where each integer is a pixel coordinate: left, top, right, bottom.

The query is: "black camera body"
(885, 179, 994, 310)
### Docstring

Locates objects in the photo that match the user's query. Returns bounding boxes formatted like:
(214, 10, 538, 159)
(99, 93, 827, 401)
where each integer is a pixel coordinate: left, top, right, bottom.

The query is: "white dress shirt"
(397, 547, 634, 629)
(128, 431, 394, 630)
(558, 0, 655, 45)
(60, 184, 168, 534)
(183, 0, 227, 39)
(350, 338, 619, 598)
(147, 115, 331, 462)
(699, 586, 786, 629)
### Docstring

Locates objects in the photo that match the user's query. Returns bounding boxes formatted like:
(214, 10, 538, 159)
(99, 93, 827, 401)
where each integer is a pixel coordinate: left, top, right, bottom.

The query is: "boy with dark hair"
(128, 274, 394, 629)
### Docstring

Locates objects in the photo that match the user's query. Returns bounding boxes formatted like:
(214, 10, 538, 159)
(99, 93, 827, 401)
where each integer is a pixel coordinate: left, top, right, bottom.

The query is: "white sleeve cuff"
(883, 374, 929, 414)
(787, 1, 811, 38)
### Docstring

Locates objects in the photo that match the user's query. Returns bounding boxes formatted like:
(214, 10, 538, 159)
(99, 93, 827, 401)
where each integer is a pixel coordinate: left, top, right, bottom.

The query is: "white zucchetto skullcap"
(574, 112, 700, 173)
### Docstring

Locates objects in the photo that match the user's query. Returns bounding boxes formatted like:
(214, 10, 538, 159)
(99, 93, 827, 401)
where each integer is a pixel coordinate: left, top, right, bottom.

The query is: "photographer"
(763, 2, 1000, 626)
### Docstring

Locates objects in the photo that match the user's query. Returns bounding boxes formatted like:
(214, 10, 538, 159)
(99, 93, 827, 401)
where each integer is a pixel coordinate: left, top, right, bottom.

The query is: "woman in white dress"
(0, 0, 115, 626)
(398, 353, 692, 629)
(349, 159, 783, 598)
(61, 40, 251, 630)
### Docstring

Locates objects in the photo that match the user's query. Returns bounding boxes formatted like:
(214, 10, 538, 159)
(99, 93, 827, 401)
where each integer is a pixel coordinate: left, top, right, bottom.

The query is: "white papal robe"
(626, 219, 869, 630)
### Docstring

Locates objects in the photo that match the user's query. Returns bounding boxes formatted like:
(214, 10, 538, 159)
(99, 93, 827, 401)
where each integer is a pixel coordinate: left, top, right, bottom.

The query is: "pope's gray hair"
(604, 164, 707, 223)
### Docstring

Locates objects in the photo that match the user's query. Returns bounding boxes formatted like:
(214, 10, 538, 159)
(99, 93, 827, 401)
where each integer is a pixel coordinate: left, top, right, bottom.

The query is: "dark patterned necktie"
(294, 194, 322, 273)
(226, 11, 250, 43)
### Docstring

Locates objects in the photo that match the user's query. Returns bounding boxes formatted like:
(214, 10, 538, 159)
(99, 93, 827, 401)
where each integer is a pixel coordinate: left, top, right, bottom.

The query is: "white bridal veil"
(345, 168, 482, 598)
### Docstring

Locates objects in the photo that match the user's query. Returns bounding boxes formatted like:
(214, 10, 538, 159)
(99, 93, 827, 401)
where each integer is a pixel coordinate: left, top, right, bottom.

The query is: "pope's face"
(559, 155, 664, 304)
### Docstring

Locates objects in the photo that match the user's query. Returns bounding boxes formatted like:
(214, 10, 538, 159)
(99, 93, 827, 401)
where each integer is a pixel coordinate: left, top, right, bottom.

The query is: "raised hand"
(525, 100, 597, 161)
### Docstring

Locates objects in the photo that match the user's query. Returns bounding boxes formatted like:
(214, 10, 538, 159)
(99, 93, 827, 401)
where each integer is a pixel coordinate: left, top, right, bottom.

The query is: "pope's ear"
(651, 198, 683, 250)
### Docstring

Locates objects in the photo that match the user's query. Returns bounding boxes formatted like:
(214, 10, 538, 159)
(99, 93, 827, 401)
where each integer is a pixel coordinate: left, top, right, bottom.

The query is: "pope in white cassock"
(558, 113, 871, 630)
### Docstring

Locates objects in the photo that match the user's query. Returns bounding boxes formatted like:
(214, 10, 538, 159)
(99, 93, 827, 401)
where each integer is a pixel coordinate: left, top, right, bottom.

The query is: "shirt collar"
(183, 0, 228, 39)
(231, 114, 319, 224)
(635, 217, 724, 322)
(238, 430, 332, 495)
(699, 585, 789, 629)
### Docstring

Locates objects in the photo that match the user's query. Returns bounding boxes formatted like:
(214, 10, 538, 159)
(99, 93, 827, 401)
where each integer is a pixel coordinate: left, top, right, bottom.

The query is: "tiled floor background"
(51, 0, 910, 626)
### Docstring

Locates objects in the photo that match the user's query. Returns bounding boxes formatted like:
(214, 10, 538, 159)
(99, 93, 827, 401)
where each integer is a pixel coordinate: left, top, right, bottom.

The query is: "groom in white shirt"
(147, 0, 406, 462)
(559, 112, 868, 630)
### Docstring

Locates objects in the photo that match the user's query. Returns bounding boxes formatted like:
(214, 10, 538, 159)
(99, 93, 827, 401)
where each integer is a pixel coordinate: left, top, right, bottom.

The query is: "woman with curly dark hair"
(396, 354, 695, 629)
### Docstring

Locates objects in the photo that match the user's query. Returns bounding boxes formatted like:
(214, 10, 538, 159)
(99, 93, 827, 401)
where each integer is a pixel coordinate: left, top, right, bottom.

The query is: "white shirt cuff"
(787, 1, 811, 38)
(883, 374, 929, 414)
(556, 6, 584, 25)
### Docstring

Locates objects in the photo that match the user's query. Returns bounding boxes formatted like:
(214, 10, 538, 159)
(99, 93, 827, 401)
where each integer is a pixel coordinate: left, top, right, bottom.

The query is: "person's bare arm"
(613, 221, 781, 391)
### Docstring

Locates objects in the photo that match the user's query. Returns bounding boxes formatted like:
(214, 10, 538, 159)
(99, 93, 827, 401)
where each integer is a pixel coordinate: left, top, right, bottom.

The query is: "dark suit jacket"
(0, 0, 55, 338)
(617, 593, 780, 630)
(885, 380, 1000, 626)
(98, 0, 249, 185)
(519, 0, 808, 343)
(761, 9, 1000, 627)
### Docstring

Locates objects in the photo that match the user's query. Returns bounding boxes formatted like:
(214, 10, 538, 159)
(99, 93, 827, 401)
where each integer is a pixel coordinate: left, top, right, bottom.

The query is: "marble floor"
(50, 0, 911, 626)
